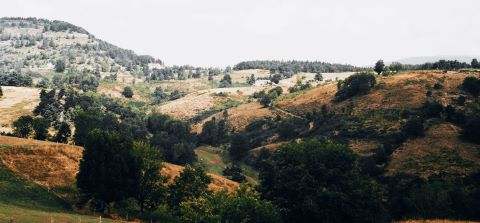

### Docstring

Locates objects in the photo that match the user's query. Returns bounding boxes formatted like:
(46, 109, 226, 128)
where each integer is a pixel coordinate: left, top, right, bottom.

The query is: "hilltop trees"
(472, 59, 480, 69)
(334, 71, 376, 102)
(233, 60, 358, 73)
(258, 140, 385, 223)
(374, 60, 385, 75)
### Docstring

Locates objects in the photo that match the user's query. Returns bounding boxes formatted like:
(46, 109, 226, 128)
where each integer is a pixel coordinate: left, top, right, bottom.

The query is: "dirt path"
(0, 86, 40, 132)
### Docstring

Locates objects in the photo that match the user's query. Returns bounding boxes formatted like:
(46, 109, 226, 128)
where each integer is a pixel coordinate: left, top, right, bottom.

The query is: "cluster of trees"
(234, 60, 359, 73)
(259, 140, 385, 222)
(146, 66, 225, 82)
(51, 72, 99, 92)
(246, 74, 255, 85)
(219, 74, 232, 88)
(199, 116, 229, 146)
(418, 59, 473, 70)
(334, 71, 376, 102)
(151, 87, 186, 104)
(0, 71, 33, 86)
(253, 86, 283, 107)
(288, 79, 311, 93)
(373, 58, 480, 75)
(76, 128, 281, 222)
(11, 115, 69, 141)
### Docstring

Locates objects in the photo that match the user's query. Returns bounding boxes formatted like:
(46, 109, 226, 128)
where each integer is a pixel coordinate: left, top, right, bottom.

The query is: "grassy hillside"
(0, 135, 239, 222)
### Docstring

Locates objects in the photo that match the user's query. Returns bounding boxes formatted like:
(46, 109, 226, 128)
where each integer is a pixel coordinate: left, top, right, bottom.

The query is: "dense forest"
(234, 60, 360, 73)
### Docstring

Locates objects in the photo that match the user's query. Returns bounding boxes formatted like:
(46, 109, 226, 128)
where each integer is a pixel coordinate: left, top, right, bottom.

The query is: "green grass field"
(194, 146, 259, 184)
(0, 164, 118, 223)
(195, 146, 227, 175)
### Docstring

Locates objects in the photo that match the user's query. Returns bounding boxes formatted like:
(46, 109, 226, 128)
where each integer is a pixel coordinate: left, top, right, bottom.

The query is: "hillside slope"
(0, 135, 239, 222)
(0, 136, 239, 193)
(0, 17, 162, 84)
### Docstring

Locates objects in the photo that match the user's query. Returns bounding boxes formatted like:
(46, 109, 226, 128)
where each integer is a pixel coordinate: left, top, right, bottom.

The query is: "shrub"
(462, 117, 480, 144)
(422, 101, 444, 118)
(122, 86, 134, 98)
(54, 59, 66, 73)
(13, 115, 34, 138)
(462, 76, 480, 96)
(334, 71, 376, 102)
(402, 116, 425, 137)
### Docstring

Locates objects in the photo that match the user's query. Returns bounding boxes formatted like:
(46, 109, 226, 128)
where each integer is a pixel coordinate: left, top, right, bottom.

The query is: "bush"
(13, 115, 34, 138)
(222, 165, 246, 182)
(462, 76, 480, 96)
(334, 71, 376, 102)
(422, 101, 444, 118)
(54, 59, 66, 73)
(462, 117, 480, 144)
(402, 116, 425, 137)
(122, 86, 134, 98)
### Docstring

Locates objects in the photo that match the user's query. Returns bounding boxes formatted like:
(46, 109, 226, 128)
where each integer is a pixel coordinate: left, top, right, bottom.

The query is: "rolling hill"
(0, 135, 238, 222)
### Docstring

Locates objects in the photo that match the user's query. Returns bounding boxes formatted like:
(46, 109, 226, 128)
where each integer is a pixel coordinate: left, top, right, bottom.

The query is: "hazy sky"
(2, 0, 480, 67)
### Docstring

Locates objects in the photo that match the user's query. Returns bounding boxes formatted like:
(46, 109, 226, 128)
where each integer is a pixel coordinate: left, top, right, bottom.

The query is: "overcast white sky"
(1, 0, 479, 67)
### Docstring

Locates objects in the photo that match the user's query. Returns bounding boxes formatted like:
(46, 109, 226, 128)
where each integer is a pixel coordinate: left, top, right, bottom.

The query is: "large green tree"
(76, 129, 141, 210)
(168, 165, 211, 209)
(32, 117, 50, 140)
(133, 141, 168, 212)
(258, 140, 385, 223)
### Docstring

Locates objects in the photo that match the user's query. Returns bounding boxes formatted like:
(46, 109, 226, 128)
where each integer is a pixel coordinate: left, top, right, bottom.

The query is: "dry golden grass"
(276, 70, 480, 116)
(161, 162, 239, 193)
(0, 136, 83, 189)
(349, 139, 382, 157)
(386, 123, 480, 178)
(193, 102, 276, 133)
(0, 136, 239, 194)
(0, 86, 40, 133)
